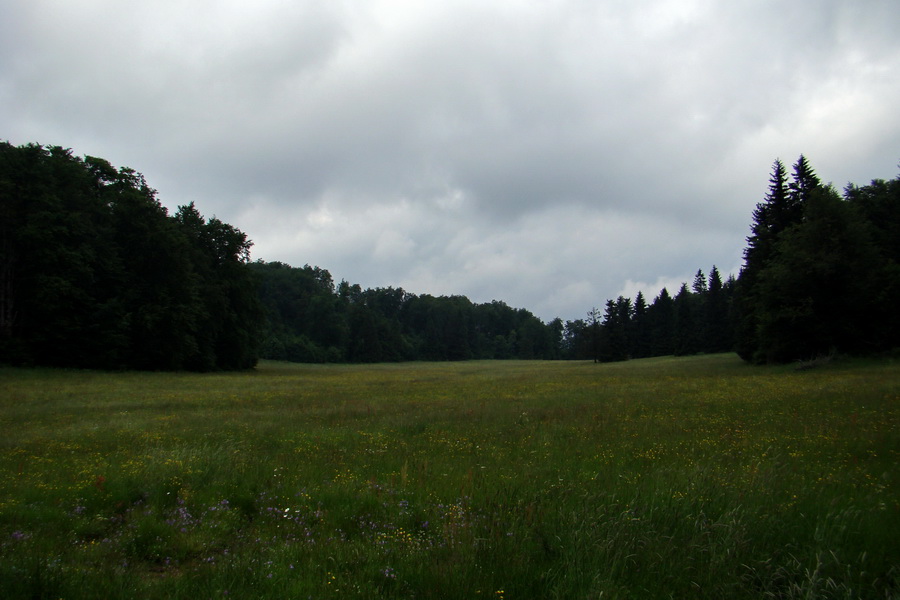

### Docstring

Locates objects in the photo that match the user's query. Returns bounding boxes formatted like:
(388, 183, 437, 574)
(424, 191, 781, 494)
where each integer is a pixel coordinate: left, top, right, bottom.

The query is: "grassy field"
(0, 354, 897, 599)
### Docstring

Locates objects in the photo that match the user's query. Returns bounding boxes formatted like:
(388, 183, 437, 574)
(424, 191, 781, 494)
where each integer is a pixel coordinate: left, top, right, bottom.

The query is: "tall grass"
(1, 355, 897, 598)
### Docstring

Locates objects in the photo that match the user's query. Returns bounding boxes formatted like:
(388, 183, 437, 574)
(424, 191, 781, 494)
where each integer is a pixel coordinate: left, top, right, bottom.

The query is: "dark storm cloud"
(2, 0, 898, 320)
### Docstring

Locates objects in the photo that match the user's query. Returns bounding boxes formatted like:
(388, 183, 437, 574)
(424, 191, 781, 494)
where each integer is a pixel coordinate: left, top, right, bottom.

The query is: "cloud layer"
(3, 0, 899, 320)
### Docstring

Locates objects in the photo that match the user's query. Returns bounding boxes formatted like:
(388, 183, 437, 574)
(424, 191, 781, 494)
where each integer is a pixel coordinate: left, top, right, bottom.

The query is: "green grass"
(1, 355, 898, 599)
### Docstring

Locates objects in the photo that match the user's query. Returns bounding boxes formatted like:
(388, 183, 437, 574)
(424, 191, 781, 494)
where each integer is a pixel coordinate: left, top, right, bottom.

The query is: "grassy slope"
(0, 355, 897, 598)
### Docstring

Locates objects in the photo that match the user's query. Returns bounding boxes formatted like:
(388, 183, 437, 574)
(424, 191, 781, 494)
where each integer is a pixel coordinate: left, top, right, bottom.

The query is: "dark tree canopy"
(250, 261, 561, 363)
(0, 142, 261, 370)
(734, 156, 899, 363)
(561, 271, 736, 363)
(5, 142, 894, 369)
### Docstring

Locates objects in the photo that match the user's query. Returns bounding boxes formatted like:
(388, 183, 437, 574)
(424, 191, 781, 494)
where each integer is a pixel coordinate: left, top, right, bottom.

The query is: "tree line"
(250, 261, 562, 363)
(0, 142, 560, 369)
(2, 142, 897, 369)
(0, 143, 261, 370)
(571, 155, 900, 364)
(562, 267, 736, 362)
(734, 156, 900, 363)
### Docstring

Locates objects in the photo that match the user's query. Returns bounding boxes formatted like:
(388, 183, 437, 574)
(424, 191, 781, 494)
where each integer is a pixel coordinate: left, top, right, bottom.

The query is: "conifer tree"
(600, 296, 632, 362)
(735, 157, 811, 362)
(673, 283, 699, 355)
(692, 269, 708, 294)
(648, 288, 675, 356)
(789, 154, 820, 212)
(705, 266, 732, 353)
(631, 291, 651, 358)
(755, 185, 878, 360)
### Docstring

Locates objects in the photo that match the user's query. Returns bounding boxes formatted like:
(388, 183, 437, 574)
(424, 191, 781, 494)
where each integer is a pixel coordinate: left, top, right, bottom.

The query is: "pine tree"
(745, 159, 791, 271)
(755, 185, 879, 360)
(631, 291, 651, 358)
(736, 157, 813, 362)
(673, 283, 700, 355)
(705, 266, 732, 353)
(692, 269, 708, 294)
(648, 288, 675, 356)
(600, 296, 632, 362)
(789, 154, 820, 212)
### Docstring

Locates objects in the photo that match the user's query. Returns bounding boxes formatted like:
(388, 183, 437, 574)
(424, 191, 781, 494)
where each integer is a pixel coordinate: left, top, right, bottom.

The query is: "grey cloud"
(2, 0, 898, 322)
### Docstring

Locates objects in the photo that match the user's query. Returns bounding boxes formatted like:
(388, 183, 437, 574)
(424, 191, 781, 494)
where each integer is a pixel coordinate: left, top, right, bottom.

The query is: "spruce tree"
(631, 291, 651, 358)
(789, 154, 820, 212)
(736, 157, 811, 362)
(755, 185, 879, 360)
(705, 266, 732, 353)
(692, 269, 708, 294)
(648, 288, 675, 356)
(673, 283, 700, 355)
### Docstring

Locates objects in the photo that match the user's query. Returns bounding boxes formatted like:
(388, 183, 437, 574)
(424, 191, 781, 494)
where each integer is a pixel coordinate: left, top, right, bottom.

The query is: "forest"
(1, 142, 898, 370)
(0, 143, 261, 370)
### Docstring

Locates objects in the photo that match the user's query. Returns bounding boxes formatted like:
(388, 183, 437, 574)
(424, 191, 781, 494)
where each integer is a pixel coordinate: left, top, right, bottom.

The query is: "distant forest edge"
(1, 142, 898, 370)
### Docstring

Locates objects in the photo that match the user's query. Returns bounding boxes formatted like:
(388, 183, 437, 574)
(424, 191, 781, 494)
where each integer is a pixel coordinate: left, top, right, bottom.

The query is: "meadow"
(0, 354, 897, 599)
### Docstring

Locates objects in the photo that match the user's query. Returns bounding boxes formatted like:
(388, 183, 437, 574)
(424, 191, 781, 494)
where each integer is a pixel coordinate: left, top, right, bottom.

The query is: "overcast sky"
(3, 0, 899, 321)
